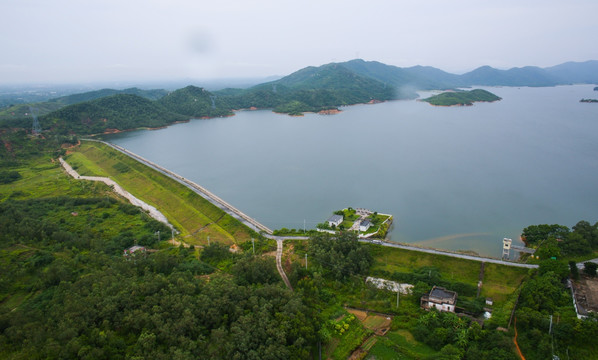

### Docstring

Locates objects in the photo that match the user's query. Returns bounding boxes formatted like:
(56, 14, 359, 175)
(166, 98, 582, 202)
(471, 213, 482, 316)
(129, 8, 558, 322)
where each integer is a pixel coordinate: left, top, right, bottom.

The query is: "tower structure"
(502, 238, 512, 260)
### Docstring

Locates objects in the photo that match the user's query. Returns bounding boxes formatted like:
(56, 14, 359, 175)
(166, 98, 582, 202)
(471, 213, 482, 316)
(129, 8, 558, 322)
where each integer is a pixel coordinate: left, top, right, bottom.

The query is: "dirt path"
(513, 317, 526, 360)
(276, 240, 293, 290)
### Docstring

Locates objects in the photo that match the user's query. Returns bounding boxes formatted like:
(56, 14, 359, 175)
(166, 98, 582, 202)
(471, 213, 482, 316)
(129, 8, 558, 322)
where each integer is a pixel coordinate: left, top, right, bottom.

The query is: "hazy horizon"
(2, 0, 597, 85)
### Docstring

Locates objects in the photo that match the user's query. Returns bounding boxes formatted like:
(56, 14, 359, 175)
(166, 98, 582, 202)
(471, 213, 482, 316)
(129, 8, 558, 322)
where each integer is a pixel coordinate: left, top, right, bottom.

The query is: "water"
(104, 85, 598, 257)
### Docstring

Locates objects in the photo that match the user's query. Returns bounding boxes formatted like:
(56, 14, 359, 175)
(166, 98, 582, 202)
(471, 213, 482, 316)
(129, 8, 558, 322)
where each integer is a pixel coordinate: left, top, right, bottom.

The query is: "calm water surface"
(105, 85, 598, 257)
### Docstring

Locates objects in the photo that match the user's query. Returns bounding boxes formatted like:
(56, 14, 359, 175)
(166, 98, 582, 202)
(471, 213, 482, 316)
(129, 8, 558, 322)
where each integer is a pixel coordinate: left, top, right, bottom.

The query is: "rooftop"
(328, 214, 343, 222)
(429, 286, 457, 300)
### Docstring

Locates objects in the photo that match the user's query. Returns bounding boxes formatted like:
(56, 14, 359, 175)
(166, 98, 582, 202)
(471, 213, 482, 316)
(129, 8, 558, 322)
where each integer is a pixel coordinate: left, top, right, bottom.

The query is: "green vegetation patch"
(423, 89, 501, 106)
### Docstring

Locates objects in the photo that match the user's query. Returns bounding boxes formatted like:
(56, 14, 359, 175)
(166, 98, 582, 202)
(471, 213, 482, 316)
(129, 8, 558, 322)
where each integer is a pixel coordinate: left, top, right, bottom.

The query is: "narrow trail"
(513, 317, 526, 360)
(276, 240, 293, 290)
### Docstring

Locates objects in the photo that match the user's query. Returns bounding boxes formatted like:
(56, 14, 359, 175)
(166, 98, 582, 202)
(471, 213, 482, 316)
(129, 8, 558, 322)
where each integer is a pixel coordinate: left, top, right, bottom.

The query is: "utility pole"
(171, 228, 175, 245)
(208, 236, 210, 246)
(396, 285, 400, 309)
(549, 314, 553, 334)
(305, 253, 308, 269)
(304, 219, 306, 234)
(252, 238, 255, 255)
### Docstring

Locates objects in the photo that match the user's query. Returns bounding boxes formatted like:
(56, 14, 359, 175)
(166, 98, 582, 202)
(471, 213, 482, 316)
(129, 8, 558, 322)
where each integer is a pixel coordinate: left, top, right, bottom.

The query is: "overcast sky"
(2, 0, 597, 84)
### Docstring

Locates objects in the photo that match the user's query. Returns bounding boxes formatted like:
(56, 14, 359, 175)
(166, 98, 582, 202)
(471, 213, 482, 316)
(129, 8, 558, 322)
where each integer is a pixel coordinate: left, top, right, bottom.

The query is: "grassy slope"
(0, 156, 114, 202)
(65, 141, 256, 245)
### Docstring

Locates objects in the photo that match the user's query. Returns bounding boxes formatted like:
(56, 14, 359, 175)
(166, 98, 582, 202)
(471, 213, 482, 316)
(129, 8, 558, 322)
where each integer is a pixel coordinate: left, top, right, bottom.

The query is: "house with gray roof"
(359, 219, 372, 232)
(327, 214, 343, 228)
(420, 286, 458, 312)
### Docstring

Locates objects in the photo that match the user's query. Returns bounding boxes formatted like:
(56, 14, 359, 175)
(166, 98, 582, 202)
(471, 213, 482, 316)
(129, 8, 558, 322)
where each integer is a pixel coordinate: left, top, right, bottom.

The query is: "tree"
(569, 261, 580, 280)
(559, 232, 592, 256)
(231, 256, 279, 285)
(538, 259, 569, 279)
(584, 262, 597, 277)
(521, 224, 570, 246)
(534, 237, 561, 259)
(308, 232, 372, 280)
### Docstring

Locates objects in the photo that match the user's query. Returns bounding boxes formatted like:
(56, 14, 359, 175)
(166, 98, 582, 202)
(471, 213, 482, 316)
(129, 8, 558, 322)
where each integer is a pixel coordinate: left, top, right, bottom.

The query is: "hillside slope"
(157, 86, 232, 117)
(42, 94, 187, 135)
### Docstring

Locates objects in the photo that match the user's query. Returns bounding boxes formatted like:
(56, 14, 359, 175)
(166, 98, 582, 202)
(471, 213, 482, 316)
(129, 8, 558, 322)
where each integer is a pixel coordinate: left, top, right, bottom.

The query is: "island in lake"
(422, 89, 502, 106)
(580, 98, 598, 103)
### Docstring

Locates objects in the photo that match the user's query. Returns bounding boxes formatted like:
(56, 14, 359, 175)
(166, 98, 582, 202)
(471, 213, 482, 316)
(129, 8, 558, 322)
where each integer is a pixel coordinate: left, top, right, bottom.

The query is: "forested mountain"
(49, 87, 168, 105)
(341, 59, 463, 91)
(2, 59, 598, 134)
(216, 63, 398, 115)
(544, 60, 598, 84)
(0, 88, 169, 121)
(341, 59, 598, 88)
(459, 66, 560, 87)
(42, 94, 187, 135)
(157, 85, 232, 118)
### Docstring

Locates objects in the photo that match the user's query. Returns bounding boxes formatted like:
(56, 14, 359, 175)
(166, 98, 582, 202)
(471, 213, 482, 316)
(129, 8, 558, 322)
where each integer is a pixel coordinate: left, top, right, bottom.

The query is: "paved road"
(358, 239, 539, 269)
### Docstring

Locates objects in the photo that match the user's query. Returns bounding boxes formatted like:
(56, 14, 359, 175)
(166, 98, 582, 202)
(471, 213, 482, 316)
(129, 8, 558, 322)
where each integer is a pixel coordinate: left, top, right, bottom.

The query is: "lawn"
(369, 244, 482, 285)
(0, 156, 114, 202)
(65, 141, 257, 245)
(481, 263, 528, 303)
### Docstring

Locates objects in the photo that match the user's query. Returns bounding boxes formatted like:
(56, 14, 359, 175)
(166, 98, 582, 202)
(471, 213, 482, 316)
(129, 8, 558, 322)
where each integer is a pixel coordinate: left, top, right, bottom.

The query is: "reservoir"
(104, 85, 598, 257)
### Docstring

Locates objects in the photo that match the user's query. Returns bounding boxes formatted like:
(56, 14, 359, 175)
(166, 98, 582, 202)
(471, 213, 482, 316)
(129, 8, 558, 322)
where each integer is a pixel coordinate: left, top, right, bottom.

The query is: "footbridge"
(84, 139, 273, 235)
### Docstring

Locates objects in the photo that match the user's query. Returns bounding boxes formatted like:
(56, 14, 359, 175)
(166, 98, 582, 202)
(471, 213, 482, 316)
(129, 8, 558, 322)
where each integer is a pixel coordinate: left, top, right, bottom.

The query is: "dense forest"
(521, 221, 598, 258)
(41, 94, 188, 135)
(0, 196, 317, 359)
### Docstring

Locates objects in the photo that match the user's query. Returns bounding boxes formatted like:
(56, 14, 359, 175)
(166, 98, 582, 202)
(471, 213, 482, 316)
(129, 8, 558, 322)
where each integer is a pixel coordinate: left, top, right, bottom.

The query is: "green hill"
(460, 66, 560, 87)
(422, 89, 502, 106)
(217, 63, 397, 115)
(42, 94, 187, 135)
(0, 88, 168, 121)
(157, 85, 232, 118)
(49, 87, 168, 105)
(341, 59, 461, 92)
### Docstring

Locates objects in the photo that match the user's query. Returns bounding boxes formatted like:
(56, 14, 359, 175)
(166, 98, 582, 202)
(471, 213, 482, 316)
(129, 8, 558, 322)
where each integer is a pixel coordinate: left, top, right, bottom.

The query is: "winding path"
(59, 157, 173, 228)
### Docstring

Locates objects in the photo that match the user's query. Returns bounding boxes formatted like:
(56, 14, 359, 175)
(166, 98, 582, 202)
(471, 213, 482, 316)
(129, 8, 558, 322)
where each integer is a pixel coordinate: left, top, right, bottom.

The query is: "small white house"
(421, 286, 458, 313)
(359, 219, 372, 232)
(327, 214, 343, 228)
